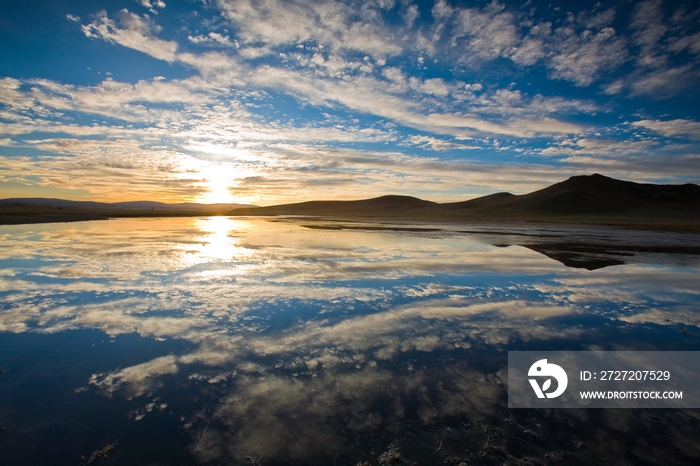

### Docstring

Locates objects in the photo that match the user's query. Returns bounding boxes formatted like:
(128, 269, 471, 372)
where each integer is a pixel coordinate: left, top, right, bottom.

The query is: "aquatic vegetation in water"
(81, 440, 118, 465)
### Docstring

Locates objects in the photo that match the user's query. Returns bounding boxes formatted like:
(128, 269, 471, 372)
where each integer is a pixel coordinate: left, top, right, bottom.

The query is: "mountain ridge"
(0, 198, 255, 225)
(0, 198, 254, 210)
(2, 174, 700, 231)
(227, 174, 700, 230)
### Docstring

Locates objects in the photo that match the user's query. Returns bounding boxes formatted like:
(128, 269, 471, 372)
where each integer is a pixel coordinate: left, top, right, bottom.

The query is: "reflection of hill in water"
(520, 243, 700, 270)
(292, 220, 700, 270)
(520, 244, 628, 270)
(2, 217, 700, 465)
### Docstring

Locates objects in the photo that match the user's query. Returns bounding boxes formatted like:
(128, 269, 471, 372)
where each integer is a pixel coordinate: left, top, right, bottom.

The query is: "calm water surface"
(1, 217, 700, 465)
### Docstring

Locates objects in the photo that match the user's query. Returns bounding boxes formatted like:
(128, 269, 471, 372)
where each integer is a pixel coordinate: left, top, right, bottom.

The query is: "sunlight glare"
(200, 165, 236, 204)
(195, 216, 251, 261)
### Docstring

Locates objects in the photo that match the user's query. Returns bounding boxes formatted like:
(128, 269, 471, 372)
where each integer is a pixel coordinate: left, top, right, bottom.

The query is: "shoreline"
(2, 212, 700, 235)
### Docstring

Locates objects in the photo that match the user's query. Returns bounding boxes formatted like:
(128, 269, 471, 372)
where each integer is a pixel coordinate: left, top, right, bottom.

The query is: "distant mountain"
(1, 198, 253, 211)
(3, 175, 700, 230)
(441, 192, 516, 211)
(490, 174, 700, 215)
(0, 198, 255, 225)
(228, 195, 437, 217)
(0, 198, 109, 208)
(228, 174, 700, 230)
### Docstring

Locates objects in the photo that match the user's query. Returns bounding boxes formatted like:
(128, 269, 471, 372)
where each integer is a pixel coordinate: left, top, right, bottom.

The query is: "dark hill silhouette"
(441, 192, 516, 211)
(229, 195, 437, 217)
(0, 198, 254, 225)
(229, 174, 700, 230)
(1, 198, 253, 211)
(3, 175, 699, 230)
(494, 174, 700, 215)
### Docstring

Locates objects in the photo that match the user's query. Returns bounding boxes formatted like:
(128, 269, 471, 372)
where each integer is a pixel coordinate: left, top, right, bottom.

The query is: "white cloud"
(629, 65, 696, 97)
(613, 0, 700, 97)
(631, 0, 669, 69)
(451, 0, 520, 62)
(139, 0, 166, 14)
(423, 113, 582, 138)
(510, 36, 545, 66)
(188, 32, 238, 48)
(216, 0, 401, 58)
(668, 31, 700, 55)
(405, 135, 477, 151)
(411, 77, 451, 96)
(547, 25, 628, 87)
(403, 2, 419, 28)
(541, 138, 655, 157)
(82, 9, 178, 62)
(5, 0, 698, 205)
(632, 119, 700, 140)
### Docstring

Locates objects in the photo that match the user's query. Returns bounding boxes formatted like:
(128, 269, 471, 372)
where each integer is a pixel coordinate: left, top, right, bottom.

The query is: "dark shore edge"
(2, 212, 700, 235)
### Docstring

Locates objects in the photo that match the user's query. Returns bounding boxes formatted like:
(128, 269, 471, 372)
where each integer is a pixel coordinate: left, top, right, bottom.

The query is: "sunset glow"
(198, 165, 236, 204)
(1, 0, 699, 204)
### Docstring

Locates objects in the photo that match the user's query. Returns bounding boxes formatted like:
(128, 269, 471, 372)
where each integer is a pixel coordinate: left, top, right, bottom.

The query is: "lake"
(1, 217, 700, 465)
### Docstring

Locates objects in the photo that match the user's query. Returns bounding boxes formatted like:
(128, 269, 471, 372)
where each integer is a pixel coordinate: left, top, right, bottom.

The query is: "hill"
(228, 195, 437, 217)
(489, 174, 700, 215)
(228, 174, 700, 231)
(3, 175, 699, 231)
(0, 198, 254, 225)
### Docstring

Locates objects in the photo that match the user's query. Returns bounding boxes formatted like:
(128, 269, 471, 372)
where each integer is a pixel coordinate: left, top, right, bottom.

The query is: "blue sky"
(1, 0, 699, 204)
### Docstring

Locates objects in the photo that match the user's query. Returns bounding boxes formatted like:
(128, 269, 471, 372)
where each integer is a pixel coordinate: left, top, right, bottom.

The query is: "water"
(1, 217, 700, 465)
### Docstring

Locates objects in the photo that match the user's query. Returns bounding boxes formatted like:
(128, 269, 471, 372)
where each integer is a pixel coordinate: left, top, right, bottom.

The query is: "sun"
(199, 166, 236, 204)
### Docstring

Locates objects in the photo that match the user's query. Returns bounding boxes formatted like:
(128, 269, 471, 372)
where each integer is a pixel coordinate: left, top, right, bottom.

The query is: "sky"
(1, 0, 699, 204)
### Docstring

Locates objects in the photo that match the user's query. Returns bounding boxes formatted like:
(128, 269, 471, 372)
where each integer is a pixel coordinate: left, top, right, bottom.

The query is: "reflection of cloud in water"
(243, 298, 576, 365)
(89, 355, 179, 399)
(2, 218, 698, 380)
(84, 297, 580, 401)
(2, 218, 700, 463)
(191, 366, 505, 462)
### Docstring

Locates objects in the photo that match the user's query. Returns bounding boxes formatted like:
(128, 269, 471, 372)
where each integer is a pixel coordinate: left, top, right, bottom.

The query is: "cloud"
(629, 65, 696, 97)
(540, 138, 656, 157)
(423, 113, 583, 138)
(510, 35, 546, 66)
(606, 0, 700, 97)
(547, 24, 628, 87)
(537, 135, 700, 181)
(0, 149, 210, 203)
(4, 0, 699, 205)
(631, 0, 669, 69)
(632, 119, 700, 140)
(216, 0, 401, 58)
(139, 0, 166, 15)
(82, 9, 178, 62)
(668, 31, 700, 55)
(61, 5, 598, 144)
(405, 135, 477, 151)
(188, 32, 237, 48)
(426, 2, 629, 87)
(450, 0, 520, 62)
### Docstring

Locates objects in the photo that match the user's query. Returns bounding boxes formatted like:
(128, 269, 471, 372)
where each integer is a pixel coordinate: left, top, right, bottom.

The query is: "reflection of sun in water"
(197, 217, 250, 262)
(201, 216, 234, 259)
(186, 217, 255, 275)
